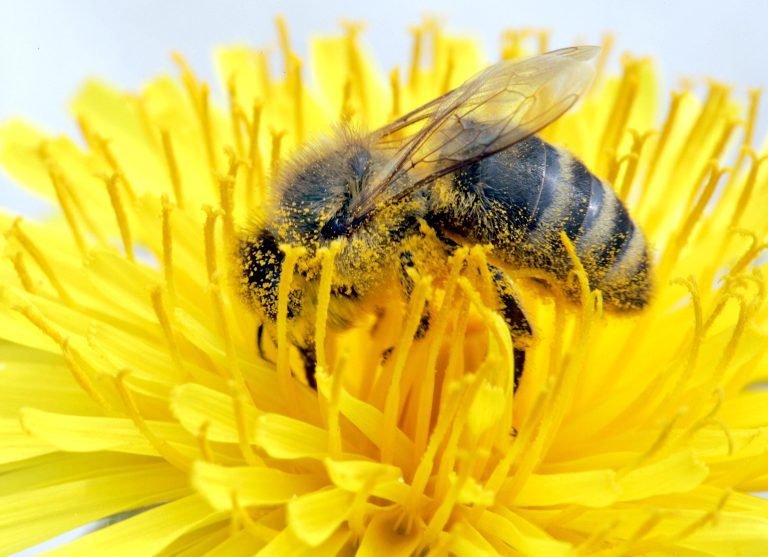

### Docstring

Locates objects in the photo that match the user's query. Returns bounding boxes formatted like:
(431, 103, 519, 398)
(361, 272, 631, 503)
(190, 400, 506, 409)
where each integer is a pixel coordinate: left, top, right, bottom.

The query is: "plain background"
(1, 1, 767, 554)
(1, 0, 767, 217)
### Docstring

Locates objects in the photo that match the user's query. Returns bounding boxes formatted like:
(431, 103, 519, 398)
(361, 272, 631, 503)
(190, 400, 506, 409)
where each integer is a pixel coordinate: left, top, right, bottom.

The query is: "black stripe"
(593, 198, 634, 267)
(560, 156, 593, 240)
(528, 142, 560, 232)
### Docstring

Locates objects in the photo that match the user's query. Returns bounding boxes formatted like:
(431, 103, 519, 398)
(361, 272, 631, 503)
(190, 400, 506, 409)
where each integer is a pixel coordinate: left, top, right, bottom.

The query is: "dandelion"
(2, 19, 768, 556)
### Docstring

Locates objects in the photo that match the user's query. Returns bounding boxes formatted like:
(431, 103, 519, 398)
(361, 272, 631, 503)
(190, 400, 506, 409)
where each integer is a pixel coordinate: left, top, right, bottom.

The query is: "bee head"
(273, 133, 375, 244)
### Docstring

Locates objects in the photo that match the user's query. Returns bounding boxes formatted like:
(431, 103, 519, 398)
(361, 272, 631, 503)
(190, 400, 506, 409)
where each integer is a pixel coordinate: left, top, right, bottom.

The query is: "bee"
(239, 46, 651, 389)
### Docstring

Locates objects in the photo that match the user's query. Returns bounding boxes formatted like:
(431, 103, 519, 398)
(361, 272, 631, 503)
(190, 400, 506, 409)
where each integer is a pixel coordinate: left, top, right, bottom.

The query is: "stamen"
(226, 75, 246, 158)
(45, 164, 87, 256)
(536, 29, 550, 54)
(15, 302, 112, 410)
(199, 83, 220, 176)
(440, 47, 454, 95)
(246, 101, 265, 208)
(684, 119, 740, 209)
(197, 421, 216, 463)
(161, 196, 176, 303)
(667, 491, 729, 544)
(10, 252, 36, 294)
(663, 164, 730, 273)
(232, 493, 277, 542)
(8, 219, 73, 304)
(203, 206, 222, 283)
(289, 54, 305, 146)
(94, 136, 137, 204)
(61, 340, 114, 411)
(615, 130, 655, 202)
(343, 21, 368, 121)
(160, 130, 185, 209)
(728, 229, 768, 277)
(389, 67, 401, 120)
(408, 26, 423, 90)
(593, 34, 615, 87)
(172, 53, 220, 181)
(115, 369, 191, 472)
(275, 245, 305, 396)
(380, 277, 430, 465)
(275, 15, 292, 78)
(270, 129, 285, 180)
(231, 382, 263, 466)
(669, 278, 704, 397)
(103, 173, 135, 262)
(340, 78, 354, 123)
(314, 243, 341, 373)
(728, 150, 768, 230)
(642, 91, 684, 196)
(413, 248, 467, 457)
(218, 151, 239, 252)
(597, 56, 642, 177)
(150, 287, 186, 381)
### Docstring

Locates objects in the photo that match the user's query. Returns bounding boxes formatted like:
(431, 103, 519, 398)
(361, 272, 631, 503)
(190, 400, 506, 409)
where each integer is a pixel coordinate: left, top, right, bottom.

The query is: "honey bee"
(239, 46, 651, 388)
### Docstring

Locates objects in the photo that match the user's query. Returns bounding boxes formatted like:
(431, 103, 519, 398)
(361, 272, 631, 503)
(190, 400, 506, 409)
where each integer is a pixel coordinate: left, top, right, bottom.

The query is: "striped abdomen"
(438, 135, 651, 310)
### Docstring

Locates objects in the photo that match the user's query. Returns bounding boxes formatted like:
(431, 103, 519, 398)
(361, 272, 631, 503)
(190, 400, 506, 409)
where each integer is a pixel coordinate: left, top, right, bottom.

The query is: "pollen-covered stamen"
(7, 219, 73, 305)
(380, 276, 431, 465)
(412, 248, 468, 458)
(102, 172, 135, 262)
(314, 243, 341, 374)
(275, 244, 305, 397)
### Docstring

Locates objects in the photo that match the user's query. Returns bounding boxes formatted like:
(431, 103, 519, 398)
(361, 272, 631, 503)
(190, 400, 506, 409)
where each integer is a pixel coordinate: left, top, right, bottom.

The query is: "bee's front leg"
(489, 265, 532, 389)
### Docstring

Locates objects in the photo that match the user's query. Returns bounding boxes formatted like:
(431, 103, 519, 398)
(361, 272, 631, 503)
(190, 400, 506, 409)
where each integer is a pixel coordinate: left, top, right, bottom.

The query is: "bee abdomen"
(442, 136, 650, 310)
(542, 145, 650, 309)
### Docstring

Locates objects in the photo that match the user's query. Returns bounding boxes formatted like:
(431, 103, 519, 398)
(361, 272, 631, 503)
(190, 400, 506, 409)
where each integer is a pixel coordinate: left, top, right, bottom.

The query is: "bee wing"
(350, 46, 599, 221)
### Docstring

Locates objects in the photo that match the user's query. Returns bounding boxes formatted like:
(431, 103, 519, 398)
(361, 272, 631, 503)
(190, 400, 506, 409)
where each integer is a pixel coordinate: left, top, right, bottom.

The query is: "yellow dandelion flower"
(2, 19, 768, 556)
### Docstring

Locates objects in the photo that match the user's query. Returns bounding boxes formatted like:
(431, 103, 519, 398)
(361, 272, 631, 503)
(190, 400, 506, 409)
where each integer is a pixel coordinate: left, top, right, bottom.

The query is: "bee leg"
(489, 265, 533, 390)
(297, 341, 317, 389)
(399, 250, 432, 338)
(255, 323, 276, 364)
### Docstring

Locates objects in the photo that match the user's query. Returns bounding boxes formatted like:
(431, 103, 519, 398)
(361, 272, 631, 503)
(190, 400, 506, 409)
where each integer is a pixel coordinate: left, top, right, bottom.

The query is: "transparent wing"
(350, 46, 599, 221)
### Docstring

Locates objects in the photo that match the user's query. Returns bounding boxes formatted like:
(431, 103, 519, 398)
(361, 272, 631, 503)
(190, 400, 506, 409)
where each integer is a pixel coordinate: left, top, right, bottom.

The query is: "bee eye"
(320, 214, 349, 239)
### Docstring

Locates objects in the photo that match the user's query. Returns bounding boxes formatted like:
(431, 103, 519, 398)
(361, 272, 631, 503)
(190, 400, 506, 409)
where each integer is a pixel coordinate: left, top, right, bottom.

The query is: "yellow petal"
(287, 487, 354, 546)
(192, 460, 327, 510)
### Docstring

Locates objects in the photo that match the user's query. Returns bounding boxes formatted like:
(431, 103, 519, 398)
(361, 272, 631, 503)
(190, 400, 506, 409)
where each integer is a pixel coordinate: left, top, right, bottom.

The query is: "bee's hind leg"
(399, 250, 432, 338)
(297, 341, 317, 389)
(489, 265, 533, 390)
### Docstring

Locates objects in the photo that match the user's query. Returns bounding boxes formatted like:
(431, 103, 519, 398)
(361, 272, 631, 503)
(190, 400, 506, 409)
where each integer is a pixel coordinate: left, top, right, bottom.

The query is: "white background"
(1, 0, 767, 217)
(1, 1, 767, 554)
